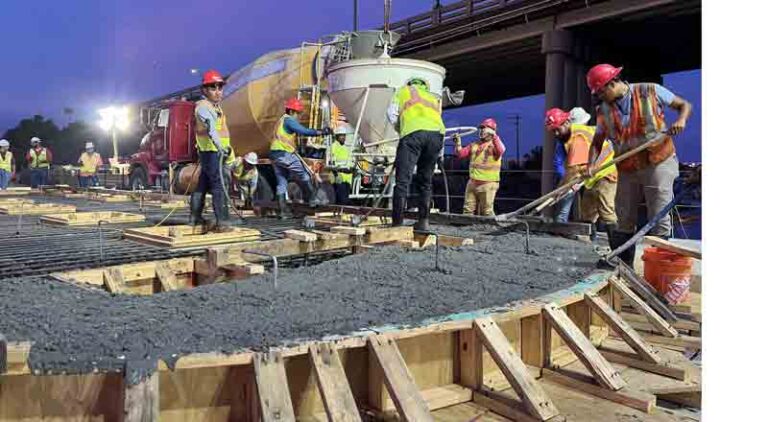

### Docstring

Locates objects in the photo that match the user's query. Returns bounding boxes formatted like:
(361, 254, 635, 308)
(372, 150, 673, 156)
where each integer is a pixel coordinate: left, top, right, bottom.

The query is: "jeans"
(0, 169, 10, 189)
(78, 175, 99, 188)
(196, 151, 229, 223)
(270, 151, 311, 198)
(30, 168, 48, 188)
(393, 130, 444, 221)
(334, 182, 351, 205)
(554, 190, 575, 223)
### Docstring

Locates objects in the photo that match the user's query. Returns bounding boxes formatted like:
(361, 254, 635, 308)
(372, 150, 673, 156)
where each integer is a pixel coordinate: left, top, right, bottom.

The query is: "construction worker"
(77, 142, 103, 188)
(331, 125, 354, 205)
(453, 118, 505, 216)
(26, 137, 52, 188)
(0, 139, 15, 190)
(387, 77, 445, 230)
(545, 107, 618, 238)
(552, 140, 573, 221)
(587, 63, 692, 264)
(232, 152, 259, 207)
(270, 97, 331, 219)
(191, 69, 232, 231)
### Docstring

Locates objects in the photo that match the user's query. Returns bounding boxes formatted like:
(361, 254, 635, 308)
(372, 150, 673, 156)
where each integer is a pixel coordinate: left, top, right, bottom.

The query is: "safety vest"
(195, 99, 232, 156)
(469, 140, 502, 182)
(596, 83, 676, 172)
(79, 152, 102, 176)
(271, 114, 297, 153)
(584, 139, 618, 189)
(331, 141, 353, 185)
(0, 152, 12, 172)
(395, 85, 445, 137)
(232, 157, 257, 183)
(28, 147, 50, 169)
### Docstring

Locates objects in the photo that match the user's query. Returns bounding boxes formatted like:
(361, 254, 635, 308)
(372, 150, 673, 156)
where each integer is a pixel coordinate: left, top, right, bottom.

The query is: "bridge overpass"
(390, 0, 701, 193)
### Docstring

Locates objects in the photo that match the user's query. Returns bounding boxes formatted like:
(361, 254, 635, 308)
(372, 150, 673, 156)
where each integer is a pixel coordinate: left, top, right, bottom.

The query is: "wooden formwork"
(0, 187, 32, 196)
(0, 271, 701, 421)
(123, 225, 263, 248)
(0, 203, 76, 215)
(40, 211, 146, 226)
(0, 198, 34, 207)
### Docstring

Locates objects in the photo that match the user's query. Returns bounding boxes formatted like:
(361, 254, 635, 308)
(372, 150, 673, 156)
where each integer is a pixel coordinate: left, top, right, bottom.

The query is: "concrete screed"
(0, 227, 603, 383)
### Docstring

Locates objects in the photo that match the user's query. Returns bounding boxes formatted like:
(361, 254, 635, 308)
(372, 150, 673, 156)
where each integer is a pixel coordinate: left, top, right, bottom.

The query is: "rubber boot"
(391, 192, 405, 227)
(414, 196, 430, 232)
(608, 228, 636, 268)
(306, 183, 321, 208)
(277, 196, 293, 220)
(190, 192, 206, 226)
(589, 223, 598, 242)
(211, 189, 231, 232)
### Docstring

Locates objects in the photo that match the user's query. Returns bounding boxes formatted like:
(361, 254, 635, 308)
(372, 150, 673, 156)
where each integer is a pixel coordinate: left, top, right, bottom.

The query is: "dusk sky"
(0, 0, 701, 162)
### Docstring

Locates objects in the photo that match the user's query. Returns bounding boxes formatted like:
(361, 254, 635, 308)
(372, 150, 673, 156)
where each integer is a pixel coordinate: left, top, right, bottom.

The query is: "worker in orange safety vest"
(453, 118, 505, 216)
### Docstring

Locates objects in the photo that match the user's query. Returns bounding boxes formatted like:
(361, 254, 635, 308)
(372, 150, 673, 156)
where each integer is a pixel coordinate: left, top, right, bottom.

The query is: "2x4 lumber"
(638, 333, 702, 351)
(382, 384, 473, 414)
(473, 317, 559, 421)
(0, 334, 6, 374)
(542, 304, 627, 391)
(583, 293, 661, 364)
(649, 384, 701, 408)
(331, 226, 366, 236)
(104, 268, 125, 293)
(284, 229, 318, 242)
(617, 264, 679, 324)
(620, 311, 700, 332)
(610, 277, 678, 338)
(367, 335, 433, 422)
(123, 372, 160, 422)
(458, 329, 483, 389)
(308, 343, 362, 422)
(155, 262, 178, 292)
(644, 236, 701, 260)
(540, 368, 656, 414)
(253, 351, 296, 422)
(597, 349, 690, 382)
(472, 389, 565, 422)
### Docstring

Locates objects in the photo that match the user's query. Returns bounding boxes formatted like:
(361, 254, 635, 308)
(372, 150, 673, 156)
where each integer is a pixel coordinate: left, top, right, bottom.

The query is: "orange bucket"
(642, 246, 693, 304)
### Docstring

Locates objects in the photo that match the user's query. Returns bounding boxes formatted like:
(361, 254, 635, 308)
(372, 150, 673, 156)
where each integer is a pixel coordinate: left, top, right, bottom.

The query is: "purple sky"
(0, 1, 700, 162)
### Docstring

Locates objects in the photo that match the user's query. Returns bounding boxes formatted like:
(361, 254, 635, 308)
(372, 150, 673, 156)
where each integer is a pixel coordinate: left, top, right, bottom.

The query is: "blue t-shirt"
(553, 141, 567, 180)
(595, 83, 676, 139)
(283, 116, 322, 137)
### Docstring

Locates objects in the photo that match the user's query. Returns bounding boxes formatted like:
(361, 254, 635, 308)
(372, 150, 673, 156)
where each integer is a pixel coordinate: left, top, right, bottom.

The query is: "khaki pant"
(581, 178, 618, 224)
(616, 154, 679, 236)
(463, 180, 499, 216)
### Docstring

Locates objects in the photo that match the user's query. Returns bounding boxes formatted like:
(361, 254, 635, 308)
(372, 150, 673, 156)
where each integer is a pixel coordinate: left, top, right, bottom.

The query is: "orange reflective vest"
(469, 141, 501, 182)
(395, 85, 445, 137)
(596, 83, 675, 172)
(271, 114, 297, 153)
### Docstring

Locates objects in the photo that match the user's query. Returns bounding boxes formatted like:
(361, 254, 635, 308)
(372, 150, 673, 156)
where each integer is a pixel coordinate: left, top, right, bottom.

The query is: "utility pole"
(353, 0, 359, 31)
(509, 114, 522, 164)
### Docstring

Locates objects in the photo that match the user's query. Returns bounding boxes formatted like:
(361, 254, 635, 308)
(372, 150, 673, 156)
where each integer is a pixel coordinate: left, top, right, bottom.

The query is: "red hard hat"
(285, 98, 304, 112)
(479, 118, 497, 131)
(586, 64, 622, 94)
(545, 108, 570, 129)
(202, 69, 225, 85)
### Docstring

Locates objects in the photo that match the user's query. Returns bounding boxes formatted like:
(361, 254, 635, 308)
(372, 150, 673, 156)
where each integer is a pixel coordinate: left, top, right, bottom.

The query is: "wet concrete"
(0, 230, 601, 382)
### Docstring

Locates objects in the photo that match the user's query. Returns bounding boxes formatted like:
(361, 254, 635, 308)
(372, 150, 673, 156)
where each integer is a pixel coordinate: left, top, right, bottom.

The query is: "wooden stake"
(123, 372, 159, 422)
(253, 351, 296, 422)
(542, 304, 626, 391)
(610, 277, 678, 338)
(368, 334, 432, 422)
(155, 262, 178, 292)
(308, 343, 362, 422)
(104, 267, 125, 293)
(473, 317, 559, 421)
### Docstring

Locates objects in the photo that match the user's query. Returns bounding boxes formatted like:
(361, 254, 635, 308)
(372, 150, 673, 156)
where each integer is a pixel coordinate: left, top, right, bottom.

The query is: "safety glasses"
(204, 83, 225, 91)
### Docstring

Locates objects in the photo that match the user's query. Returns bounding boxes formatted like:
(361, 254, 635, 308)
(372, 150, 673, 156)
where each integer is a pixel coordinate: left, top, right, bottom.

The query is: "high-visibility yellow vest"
(0, 152, 12, 172)
(469, 141, 501, 182)
(29, 148, 50, 169)
(395, 85, 445, 137)
(331, 141, 353, 185)
(79, 152, 102, 176)
(232, 157, 257, 182)
(271, 114, 297, 153)
(195, 99, 231, 155)
(585, 139, 618, 189)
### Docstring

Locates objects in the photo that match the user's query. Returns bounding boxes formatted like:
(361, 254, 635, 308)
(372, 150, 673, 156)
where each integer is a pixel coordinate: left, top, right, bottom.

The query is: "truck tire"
(129, 167, 148, 191)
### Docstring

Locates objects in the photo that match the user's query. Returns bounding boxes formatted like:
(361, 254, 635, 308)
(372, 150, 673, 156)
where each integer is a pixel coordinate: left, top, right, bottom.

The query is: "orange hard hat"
(479, 118, 497, 131)
(545, 108, 570, 130)
(285, 98, 304, 112)
(202, 69, 225, 86)
(586, 64, 622, 94)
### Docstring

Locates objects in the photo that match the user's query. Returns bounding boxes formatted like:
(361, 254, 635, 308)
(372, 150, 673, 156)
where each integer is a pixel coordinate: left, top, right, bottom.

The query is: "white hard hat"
(30, 136, 41, 144)
(85, 142, 94, 149)
(334, 125, 353, 136)
(0, 139, 9, 147)
(243, 152, 258, 165)
(568, 107, 591, 125)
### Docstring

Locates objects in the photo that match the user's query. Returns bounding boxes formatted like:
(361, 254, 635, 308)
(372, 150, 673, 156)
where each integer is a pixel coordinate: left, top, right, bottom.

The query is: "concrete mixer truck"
(127, 30, 464, 206)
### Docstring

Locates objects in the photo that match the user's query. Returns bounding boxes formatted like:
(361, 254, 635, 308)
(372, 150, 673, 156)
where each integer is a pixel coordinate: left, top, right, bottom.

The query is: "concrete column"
(541, 30, 573, 197)
(563, 56, 577, 110)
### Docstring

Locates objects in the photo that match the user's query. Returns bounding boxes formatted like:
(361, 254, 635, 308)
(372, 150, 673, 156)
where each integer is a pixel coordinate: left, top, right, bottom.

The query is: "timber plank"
(584, 293, 661, 364)
(368, 334, 433, 422)
(542, 304, 626, 391)
(104, 268, 125, 293)
(308, 343, 362, 422)
(331, 226, 366, 236)
(0, 334, 6, 374)
(284, 229, 318, 242)
(610, 277, 678, 338)
(124, 372, 159, 422)
(474, 317, 559, 420)
(644, 236, 701, 260)
(617, 264, 679, 324)
(541, 368, 656, 414)
(253, 351, 295, 422)
(155, 262, 179, 292)
(598, 349, 690, 382)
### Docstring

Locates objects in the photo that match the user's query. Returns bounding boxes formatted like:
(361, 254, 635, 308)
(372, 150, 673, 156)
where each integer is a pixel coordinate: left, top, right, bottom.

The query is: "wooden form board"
(308, 343, 362, 422)
(124, 372, 160, 422)
(124, 225, 261, 248)
(644, 236, 701, 260)
(253, 352, 296, 422)
(40, 211, 145, 226)
(0, 198, 34, 207)
(0, 187, 31, 196)
(610, 277, 678, 338)
(0, 203, 76, 215)
(89, 193, 134, 202)
(142, 199, 187, 209)
(51, 258, 195, 295)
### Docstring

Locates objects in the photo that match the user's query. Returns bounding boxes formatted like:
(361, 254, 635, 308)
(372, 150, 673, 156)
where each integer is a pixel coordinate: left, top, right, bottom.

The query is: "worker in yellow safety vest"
(331, 125, 354, 205)
(191, 69, 234, 231)
(77, 142, 103, 188)
(26, 137, 52, 188)
(231, 152, 259, 208)
(0, 139, 16, 190)
(545, 107, 618, 242)
(270, 97, 331, 219)
(453, 118, 505, 216)
(387, 77, 445, 230)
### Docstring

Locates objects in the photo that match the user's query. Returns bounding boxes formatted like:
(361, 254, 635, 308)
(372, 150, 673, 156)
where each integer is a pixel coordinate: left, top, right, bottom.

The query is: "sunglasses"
(204, 83, 225, 91)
